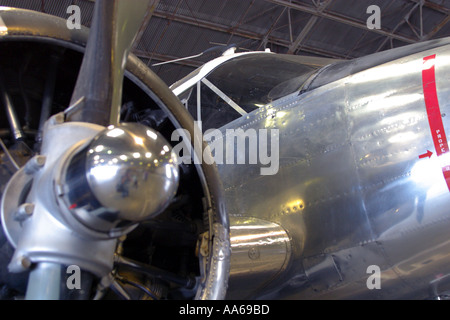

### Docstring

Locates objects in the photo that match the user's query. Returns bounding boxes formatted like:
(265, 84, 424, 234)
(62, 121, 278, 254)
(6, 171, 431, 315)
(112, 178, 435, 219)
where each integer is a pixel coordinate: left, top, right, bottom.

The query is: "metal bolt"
(49, 112, 65, 125)
(24, 155, 46, 175)
(55, 183, 65, 196)
(248, 247, 260, 260)
(14, 203, 35, 221)
(20, 256, 32, 269)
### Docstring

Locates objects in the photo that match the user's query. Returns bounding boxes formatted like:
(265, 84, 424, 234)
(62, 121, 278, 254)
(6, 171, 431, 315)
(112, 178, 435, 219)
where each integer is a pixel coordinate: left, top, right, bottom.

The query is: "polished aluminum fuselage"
(0, 5, 449, 300)
(216, 41, 450, 299)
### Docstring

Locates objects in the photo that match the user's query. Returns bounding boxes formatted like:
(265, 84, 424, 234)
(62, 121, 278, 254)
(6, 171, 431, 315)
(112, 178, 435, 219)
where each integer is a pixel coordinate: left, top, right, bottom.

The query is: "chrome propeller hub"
(59, 122, 179, 234)
(1, 117, 179, 277)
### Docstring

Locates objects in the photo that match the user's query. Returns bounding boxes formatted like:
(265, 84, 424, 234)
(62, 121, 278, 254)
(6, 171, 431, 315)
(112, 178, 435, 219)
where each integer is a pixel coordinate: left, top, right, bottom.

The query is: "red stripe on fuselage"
(422, 54, 450, 191)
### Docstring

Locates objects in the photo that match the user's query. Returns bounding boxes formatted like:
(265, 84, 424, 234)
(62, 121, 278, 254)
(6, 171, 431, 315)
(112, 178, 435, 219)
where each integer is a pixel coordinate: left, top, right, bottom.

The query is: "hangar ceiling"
(0, 0, 449, 85)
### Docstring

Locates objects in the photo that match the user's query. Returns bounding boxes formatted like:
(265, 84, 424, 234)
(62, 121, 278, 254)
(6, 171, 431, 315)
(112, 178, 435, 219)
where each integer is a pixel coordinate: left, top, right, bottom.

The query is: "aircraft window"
(183, 54, 321, 131)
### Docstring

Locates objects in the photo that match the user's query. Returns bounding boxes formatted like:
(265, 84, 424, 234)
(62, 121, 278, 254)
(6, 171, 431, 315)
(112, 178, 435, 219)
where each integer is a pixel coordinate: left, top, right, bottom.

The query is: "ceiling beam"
(287, 0, 331, 54)
(287, 15, 318, 54)
(132, 0, 160, 50)
(153, 9, 349, 59)
(424, 14, 450, 41)
(264, 0, 417, 44)
(411, 0, 450, 41)
(409, 0, 450, 15)
(226, 0, 256, 44)
(375, 2, 420, 52)
(258, 6, 287, 50)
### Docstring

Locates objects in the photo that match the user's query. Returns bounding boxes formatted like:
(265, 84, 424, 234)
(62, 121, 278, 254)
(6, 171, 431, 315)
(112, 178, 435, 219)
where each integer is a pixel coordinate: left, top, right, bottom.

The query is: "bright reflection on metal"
(355, 93, 422, 112)
(379, 111, 422, 127)
(286, 199, 305, 210)
(134, 136, 144, 145)
(348, 59, 420, 84)
(388, 131, 417, 144)
(266, 108, 275, 117)
(423, 58, 435, 70)
(89, 165, 120, 182)
(0, 15, 7, 35)
(61, 123, 179, 235)
(378, 94, 423, 110)
(147, 129, 157, 140)
(230, 230, 289, 248)
(227, 217, 291, 298)
(107, 128, 125, 137)
(276, 111, 287, 118)
(165, 165, 173, 180)
(411, 153, 449, 198)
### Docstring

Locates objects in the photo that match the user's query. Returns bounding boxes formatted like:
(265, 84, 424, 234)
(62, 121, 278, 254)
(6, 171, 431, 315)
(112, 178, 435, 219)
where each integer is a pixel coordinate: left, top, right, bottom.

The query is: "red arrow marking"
(419, 150, 433, 159)
(422, 54, 450, 191)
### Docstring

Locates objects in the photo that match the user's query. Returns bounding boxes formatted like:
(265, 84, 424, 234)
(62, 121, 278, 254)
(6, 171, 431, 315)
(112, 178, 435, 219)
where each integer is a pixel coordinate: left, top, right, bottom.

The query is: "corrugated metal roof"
(0, 0, 449, 85)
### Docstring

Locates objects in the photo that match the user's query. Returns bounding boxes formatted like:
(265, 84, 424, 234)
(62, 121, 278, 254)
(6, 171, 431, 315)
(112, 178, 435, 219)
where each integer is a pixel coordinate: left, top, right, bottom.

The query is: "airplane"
(169, 36, 450, 300)
(0, 1, 450, 300)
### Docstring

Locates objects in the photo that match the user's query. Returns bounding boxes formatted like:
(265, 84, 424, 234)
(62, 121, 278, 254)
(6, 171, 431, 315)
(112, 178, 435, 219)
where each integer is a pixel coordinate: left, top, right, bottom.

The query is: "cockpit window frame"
(170, 51, 339, 131)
